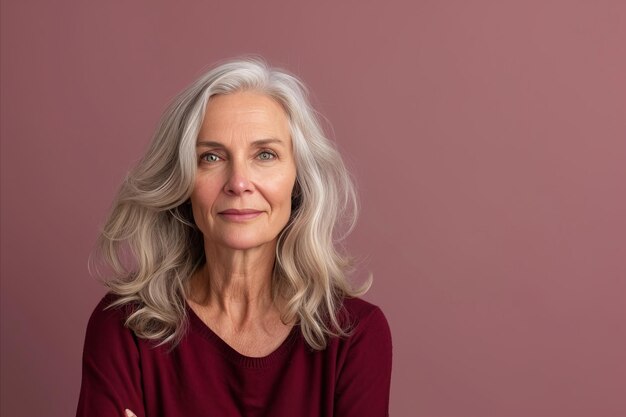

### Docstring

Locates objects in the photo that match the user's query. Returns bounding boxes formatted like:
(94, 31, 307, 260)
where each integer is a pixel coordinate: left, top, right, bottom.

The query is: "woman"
(76, 57, 392, 417)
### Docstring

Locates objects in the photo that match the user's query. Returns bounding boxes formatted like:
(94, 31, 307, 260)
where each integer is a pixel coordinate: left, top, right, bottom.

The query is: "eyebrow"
(196, 138, 285, 148)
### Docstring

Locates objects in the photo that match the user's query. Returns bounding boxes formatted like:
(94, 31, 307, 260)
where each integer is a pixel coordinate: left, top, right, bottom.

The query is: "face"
(190, 91, 297, 253)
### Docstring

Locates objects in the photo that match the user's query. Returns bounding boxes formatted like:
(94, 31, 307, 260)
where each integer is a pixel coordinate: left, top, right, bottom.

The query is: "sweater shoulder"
(77, 294, 144, 416)
(340, 296, 380, 318)
(338, 297, 389, 334)
(88, 292, 132, 324)
(83, 292, 138, 347)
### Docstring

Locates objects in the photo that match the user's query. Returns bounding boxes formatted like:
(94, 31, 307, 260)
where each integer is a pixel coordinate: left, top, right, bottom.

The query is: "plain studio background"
(1, 1, 625, 416)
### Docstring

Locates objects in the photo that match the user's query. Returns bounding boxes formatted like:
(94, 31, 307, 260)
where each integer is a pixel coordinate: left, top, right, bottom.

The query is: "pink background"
(2, 1, 625, 416)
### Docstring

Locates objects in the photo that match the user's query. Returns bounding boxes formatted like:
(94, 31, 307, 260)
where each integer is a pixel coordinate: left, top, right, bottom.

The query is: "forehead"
(199, 91, 290, 140)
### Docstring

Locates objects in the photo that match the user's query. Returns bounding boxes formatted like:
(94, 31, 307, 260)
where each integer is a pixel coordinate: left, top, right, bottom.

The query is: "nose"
(223, 161, 254, 196)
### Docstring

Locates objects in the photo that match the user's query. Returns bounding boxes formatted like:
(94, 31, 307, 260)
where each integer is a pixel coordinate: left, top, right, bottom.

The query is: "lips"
(218, 209, 263, 221)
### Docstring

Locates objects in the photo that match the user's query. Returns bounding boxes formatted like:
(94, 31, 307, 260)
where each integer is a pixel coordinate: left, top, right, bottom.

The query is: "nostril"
(224, 175, 254, 194)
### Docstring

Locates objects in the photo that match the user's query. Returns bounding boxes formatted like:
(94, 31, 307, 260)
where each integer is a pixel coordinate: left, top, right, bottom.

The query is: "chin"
(216, 233, 278, 252)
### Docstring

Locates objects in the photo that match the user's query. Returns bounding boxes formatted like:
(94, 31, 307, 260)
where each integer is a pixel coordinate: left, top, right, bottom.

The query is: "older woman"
(76, 58, 392, 417)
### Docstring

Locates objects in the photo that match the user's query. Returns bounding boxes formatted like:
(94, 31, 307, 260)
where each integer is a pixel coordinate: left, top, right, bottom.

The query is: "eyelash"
(199, 150, 277, 163)
(200, 153, 222, 163)
(257, 150, 277, 160)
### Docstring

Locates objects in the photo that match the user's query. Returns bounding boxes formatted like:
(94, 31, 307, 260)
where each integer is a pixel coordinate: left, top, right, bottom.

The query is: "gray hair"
(92, 57, 370, 350)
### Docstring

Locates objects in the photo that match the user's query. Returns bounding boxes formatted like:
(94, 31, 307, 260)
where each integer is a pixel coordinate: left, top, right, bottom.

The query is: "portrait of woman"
(4, 2, 624, 416)
(75, 58, 392, 417)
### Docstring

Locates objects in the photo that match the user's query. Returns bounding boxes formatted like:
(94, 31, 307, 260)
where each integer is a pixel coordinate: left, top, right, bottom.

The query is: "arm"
(76, 295, 146, 417)
(334, 306, 393, 416)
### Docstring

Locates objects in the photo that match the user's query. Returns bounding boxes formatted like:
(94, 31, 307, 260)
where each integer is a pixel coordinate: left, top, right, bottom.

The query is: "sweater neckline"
(185, 301, 300, 369)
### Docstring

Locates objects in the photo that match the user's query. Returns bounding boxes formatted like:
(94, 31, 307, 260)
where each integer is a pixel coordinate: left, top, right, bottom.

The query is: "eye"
(200, 153, 222, 163)
(258, 150, 277, 160)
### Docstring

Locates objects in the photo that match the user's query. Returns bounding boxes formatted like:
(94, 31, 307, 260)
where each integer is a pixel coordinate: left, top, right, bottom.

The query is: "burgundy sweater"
(76, 294, 392, 417)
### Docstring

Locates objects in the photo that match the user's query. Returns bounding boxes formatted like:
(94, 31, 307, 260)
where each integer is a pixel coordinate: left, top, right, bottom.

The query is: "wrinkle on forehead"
(199, 91, 291, 147)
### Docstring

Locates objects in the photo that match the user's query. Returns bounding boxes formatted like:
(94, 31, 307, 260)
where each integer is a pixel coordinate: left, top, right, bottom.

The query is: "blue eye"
(201, 153, 221, 163)
(258, 151, 276, 160)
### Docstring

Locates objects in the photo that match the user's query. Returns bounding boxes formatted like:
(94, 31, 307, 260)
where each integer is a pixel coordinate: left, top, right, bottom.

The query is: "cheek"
(189, 197, 205, 230)
(190, 180, 221, 218)
(270, 173, 297, 208)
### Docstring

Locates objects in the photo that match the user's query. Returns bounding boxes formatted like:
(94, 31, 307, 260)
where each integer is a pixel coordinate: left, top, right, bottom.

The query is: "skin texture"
(191, 91, 297, 254)
(187, 91, 298, 356)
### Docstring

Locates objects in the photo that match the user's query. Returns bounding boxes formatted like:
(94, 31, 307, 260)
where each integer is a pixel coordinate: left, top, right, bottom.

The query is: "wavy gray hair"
(92, 57, 370, 350)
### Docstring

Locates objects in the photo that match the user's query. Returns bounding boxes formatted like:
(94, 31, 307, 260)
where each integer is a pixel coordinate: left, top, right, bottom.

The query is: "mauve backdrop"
(1, 1, 625, 416)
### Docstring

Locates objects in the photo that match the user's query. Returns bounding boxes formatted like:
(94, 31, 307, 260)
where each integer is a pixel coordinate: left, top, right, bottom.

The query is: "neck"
(187, 241, 281, 328)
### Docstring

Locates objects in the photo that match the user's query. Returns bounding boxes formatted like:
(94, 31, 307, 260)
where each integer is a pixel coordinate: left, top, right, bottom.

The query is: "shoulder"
(338, 297, 392, 342)
(77, 294, 145, 415)
(339, 296, 389, 326)
(86, 293, 132, 329)
(332, 297, 393, 405)
(83, 293, 139, 354)
(340, 296, 381, 318)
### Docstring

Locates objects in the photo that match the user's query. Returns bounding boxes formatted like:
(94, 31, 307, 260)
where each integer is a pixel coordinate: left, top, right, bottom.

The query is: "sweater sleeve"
(76, 295, 146, 417)
(334, 305, 393, 417)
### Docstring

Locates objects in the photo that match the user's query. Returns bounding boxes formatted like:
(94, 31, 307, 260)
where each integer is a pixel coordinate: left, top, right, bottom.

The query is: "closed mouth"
(217, 209, 263, 221)
(218, 209, 263, 215)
